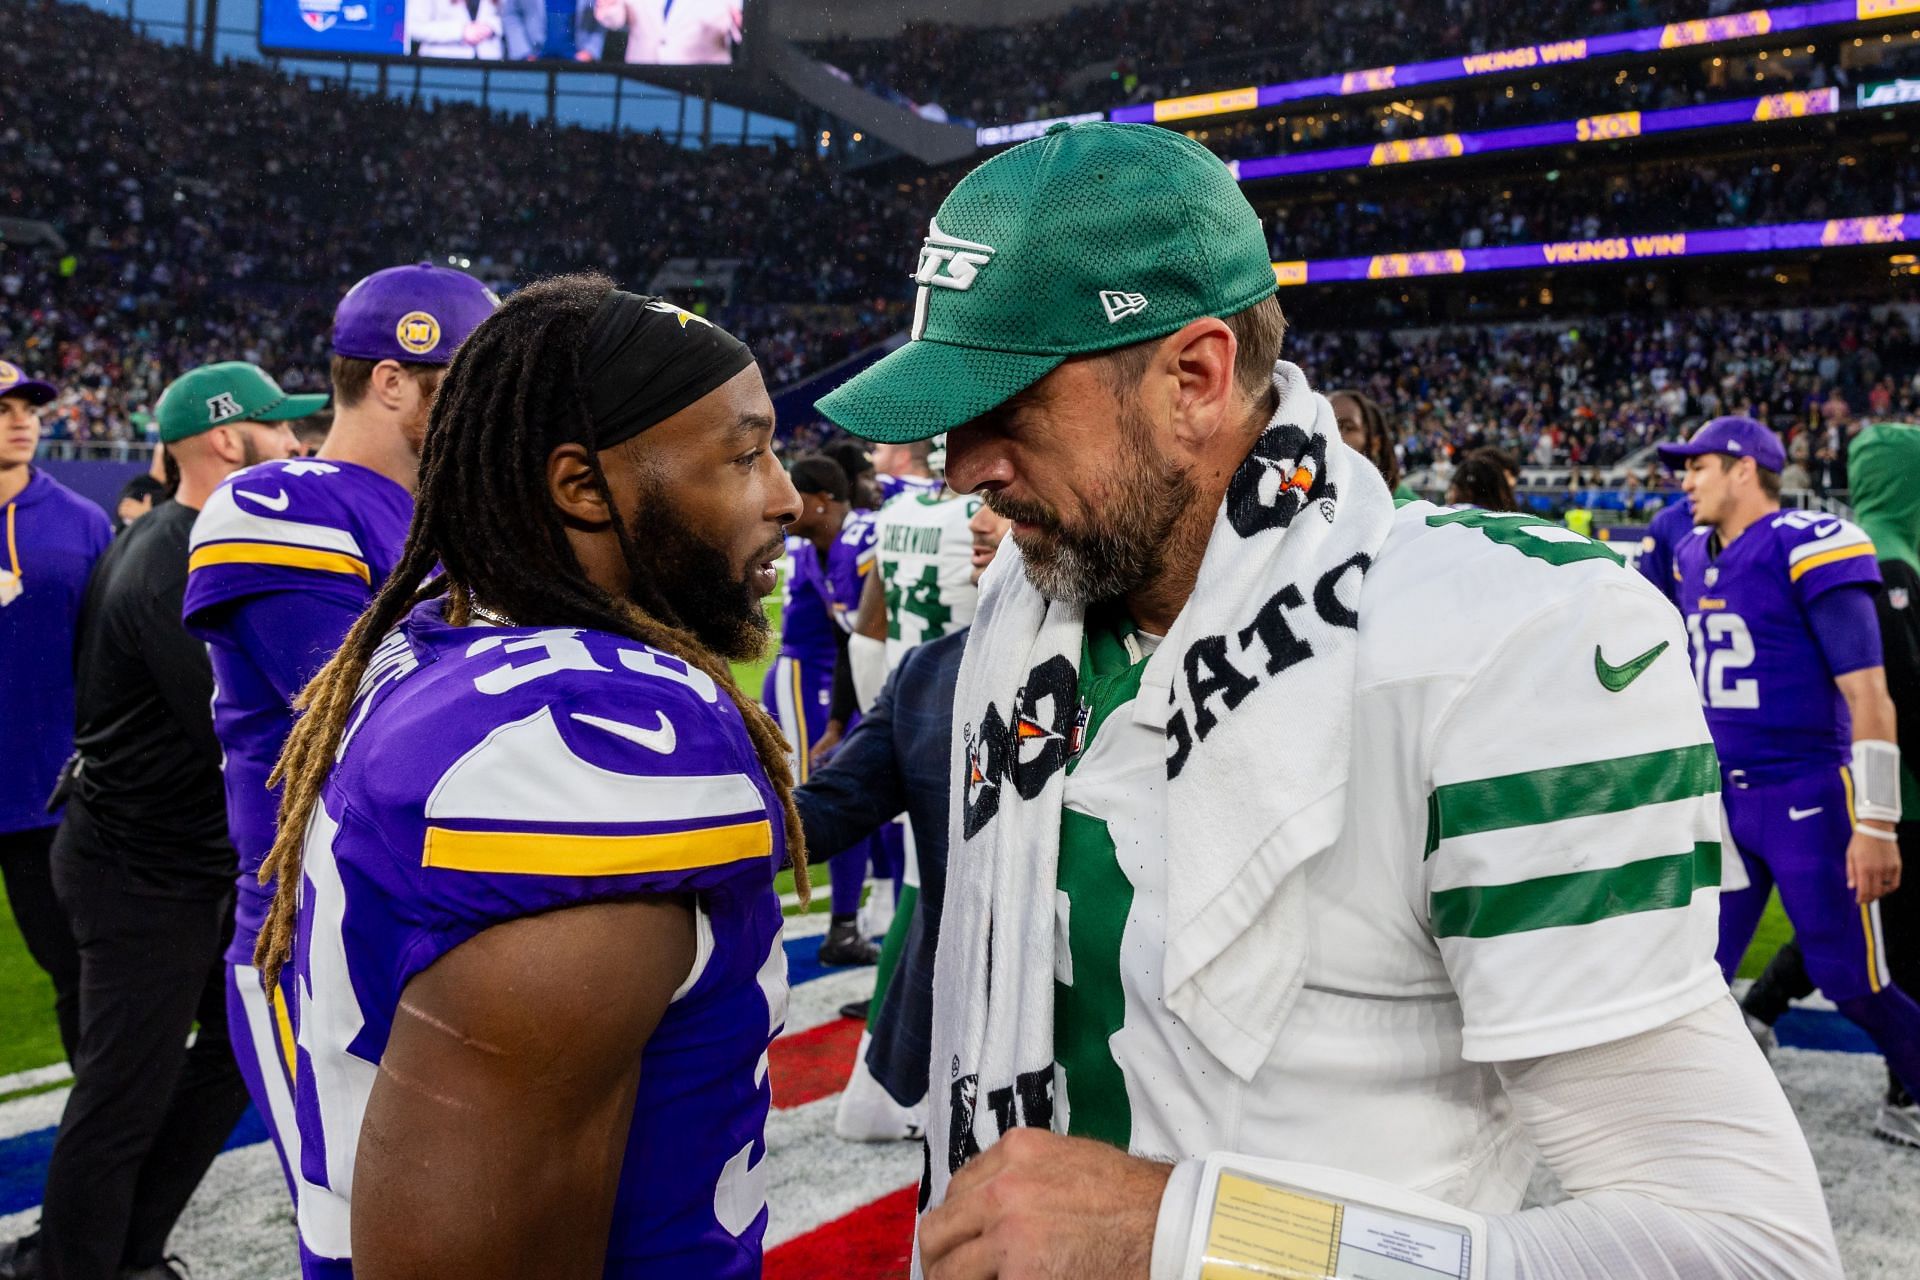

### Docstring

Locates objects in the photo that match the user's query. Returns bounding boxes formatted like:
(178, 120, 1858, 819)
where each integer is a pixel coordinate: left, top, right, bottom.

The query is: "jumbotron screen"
(259, 0, 743, 66)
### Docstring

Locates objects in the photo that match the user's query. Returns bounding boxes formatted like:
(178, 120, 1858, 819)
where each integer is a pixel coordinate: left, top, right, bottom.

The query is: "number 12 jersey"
(1673, 510, 1880, 777)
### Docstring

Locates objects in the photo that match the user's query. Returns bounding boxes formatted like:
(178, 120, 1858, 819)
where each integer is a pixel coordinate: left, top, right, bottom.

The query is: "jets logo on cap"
(206, 392, 244, 424)
(911, 219, 996, 341)
(395, 311, 442, 356)
(1099, 291, 1148, 323)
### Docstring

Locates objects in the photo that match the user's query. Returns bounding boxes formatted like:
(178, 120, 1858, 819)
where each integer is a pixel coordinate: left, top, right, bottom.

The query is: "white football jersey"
(1053, 501, 1726, 1211)
(873, 491, 983, 668)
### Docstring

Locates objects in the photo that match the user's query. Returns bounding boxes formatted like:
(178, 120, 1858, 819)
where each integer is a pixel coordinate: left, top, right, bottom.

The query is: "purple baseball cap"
(0, 360, 59, 406)
(1657, 415, 1786, 473)
(332, 262, 499, 364)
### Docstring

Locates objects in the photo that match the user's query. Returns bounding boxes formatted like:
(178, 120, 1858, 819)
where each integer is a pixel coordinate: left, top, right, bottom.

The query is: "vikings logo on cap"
(0, 362, 21, 388)
(395, 311, 442, 357)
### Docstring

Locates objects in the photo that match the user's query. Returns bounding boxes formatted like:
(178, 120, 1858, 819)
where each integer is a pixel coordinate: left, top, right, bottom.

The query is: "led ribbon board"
(978, 0, 1920, 144)
(1269, 214, 1913, 286)
(1232, 88, 1842, 182)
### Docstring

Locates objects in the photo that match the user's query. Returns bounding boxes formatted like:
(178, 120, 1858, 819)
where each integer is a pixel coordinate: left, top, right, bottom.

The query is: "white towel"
(922, 361, 1398, 1235)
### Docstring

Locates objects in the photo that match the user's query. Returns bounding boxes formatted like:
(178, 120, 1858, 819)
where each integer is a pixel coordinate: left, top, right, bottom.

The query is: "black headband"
(581, 290, 756, 449)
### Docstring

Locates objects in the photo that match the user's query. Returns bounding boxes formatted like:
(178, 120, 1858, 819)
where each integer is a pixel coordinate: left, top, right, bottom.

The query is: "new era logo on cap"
(1100, 290, 1149, 323)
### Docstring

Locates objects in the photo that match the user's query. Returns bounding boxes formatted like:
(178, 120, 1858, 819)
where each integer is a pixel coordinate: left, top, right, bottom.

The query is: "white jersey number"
(1686, 612, 1759, 709)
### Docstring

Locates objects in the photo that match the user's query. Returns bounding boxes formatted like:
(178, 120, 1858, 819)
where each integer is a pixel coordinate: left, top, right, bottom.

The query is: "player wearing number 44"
(817, 122, 1839, 1280)
(1662, 415, 1920, 1137)
(252, 277, 807, 1278)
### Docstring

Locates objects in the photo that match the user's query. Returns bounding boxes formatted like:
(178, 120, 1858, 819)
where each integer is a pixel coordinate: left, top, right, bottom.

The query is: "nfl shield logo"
(1705, 567, 1720, 587)
(1892, 587, 1911, 610)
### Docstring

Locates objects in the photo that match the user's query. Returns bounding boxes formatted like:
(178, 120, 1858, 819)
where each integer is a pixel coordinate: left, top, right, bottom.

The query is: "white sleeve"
(1487, 996, 1840, 1280)
(1423, 577, 1728, 1062)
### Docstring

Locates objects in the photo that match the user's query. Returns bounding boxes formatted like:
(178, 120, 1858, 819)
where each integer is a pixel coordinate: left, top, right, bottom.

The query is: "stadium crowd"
(807, 0, 1712, 125)
(1257, 147, 1920, 262)
(1296, 304, 1915, 480)
(1, 0, 921, 440)
(10, 0, 1915, 455)
(1200, 44, 1911, 163)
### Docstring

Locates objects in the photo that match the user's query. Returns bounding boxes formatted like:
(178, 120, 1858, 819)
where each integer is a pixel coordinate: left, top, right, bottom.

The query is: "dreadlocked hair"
(255, 272, 808, 992)
(1327, 387, 1401, 492)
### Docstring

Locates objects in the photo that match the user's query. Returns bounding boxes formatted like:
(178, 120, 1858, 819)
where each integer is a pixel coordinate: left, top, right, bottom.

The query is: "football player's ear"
(547, 441, 614, 529)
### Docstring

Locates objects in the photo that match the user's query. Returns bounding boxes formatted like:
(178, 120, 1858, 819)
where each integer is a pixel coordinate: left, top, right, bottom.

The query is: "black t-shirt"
(69, 499, 234, 897)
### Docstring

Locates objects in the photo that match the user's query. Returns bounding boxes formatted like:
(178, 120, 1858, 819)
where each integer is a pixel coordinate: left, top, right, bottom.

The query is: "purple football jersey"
(827, 510, 878, 632)
(778, 515, 877, 669)
(1674, 509, 1882, 774)
(183, 458, 414, 963)
(291, 600, 786, 1277)
(778, 534, 840, 669)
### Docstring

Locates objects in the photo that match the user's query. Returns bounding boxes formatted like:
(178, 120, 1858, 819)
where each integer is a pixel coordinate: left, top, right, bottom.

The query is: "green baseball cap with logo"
(817, 121, 1277, 443)
(154, 361, 329, 444)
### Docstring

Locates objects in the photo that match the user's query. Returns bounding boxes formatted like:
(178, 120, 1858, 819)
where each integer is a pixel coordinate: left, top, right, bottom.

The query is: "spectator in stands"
(1327, 387, 1412, 499)
(16, 363, 314, 1280)
(1446, 450, 1515, 510)
(1781, 435, 1815, 493)
(0, 362, 111, 1083)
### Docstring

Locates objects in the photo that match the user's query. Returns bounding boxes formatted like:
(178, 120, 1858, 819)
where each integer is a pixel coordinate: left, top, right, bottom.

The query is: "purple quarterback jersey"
(182, 459, 414, 964)
(291, 600, 787, 1278)
(1674, 509, 1882, 776)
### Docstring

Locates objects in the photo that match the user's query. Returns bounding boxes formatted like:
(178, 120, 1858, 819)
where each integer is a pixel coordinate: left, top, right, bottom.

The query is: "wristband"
(1154, 1153, 1487, 1280)
(1854, 823, 1899, 843)
(1852, 739, 1903, 825)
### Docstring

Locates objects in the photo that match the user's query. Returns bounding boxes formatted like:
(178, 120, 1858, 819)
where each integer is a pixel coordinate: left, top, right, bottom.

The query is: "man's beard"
(622, 489, 777, 663)
(985, 402, 1196, 604)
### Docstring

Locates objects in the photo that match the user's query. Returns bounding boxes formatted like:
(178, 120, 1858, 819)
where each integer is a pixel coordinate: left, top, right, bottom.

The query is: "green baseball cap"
(154, 361, 329, 444)
(817, 121, 1277, 443)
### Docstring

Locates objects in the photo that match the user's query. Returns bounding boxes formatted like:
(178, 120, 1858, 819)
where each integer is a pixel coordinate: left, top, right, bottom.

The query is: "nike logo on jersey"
(1788, 806, 1824, 821)
(238, 487, 291, 512)
(573, 711, 677, 755)
(1593, 640, 1669, 692)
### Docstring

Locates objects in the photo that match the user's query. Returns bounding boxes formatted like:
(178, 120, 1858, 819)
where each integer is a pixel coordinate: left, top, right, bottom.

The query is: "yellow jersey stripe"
(1841, 765, 1885, 993)
(188, 541, 371, 582)
(422, 818, 772, 877)
(272, 986, 298, 1080)
(1788, 542, 1874, 582)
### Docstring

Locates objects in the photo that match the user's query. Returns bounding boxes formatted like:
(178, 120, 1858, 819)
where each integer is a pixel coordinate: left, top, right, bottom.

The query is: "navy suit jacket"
(793, 626, 966, 1105)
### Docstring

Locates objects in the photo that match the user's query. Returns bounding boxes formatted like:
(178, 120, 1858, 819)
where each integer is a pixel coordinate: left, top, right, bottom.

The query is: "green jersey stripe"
(1425, 743, 1719, 858)
(1430, 841, 1720, 939)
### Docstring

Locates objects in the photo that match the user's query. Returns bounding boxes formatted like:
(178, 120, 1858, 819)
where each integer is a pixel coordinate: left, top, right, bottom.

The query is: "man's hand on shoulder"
(920, 1129, 1169, 1280)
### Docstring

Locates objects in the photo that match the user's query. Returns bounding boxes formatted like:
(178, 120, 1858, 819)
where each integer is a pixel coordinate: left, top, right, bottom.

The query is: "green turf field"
(0, 880, 66, 1078)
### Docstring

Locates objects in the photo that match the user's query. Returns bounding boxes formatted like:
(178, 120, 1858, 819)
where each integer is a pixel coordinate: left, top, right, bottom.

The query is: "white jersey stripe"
(1425, 793, 1724, 894)
(424, 706, 767, 826)
(190, 483, 368, 557)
